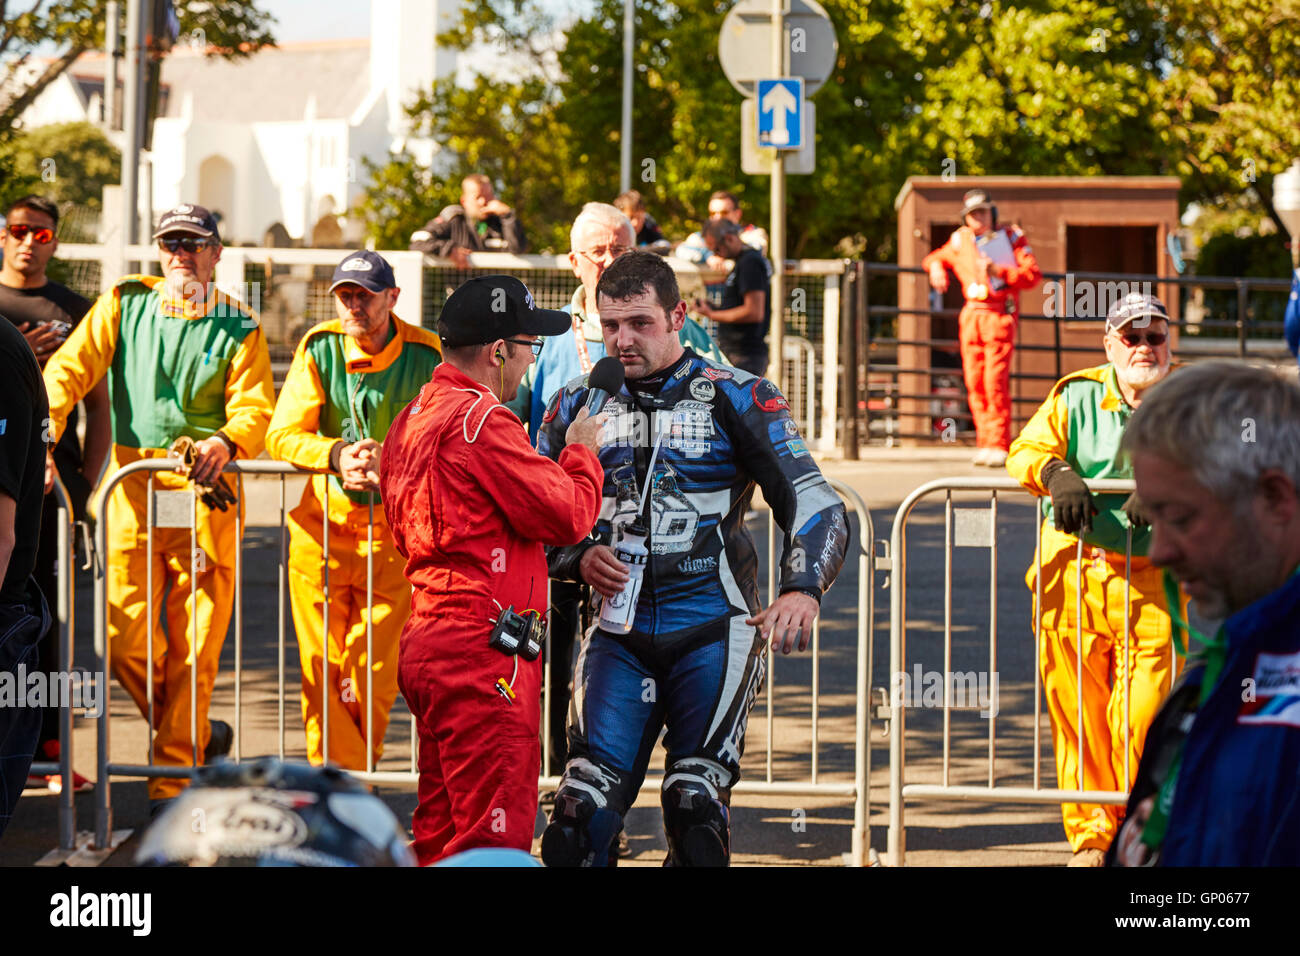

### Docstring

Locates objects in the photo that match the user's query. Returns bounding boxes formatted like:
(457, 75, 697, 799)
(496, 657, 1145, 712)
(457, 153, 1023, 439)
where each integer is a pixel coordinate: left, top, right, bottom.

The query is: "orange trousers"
(1028, 524, 1181, 852)
(287, 489, 408, 770)
(105, 467, 239, 800)
(959, 303, 1016, 451)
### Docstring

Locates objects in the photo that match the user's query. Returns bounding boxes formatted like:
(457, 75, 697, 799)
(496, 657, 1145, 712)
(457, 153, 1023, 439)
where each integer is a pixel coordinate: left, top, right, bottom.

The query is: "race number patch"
(1238, 650, 1300, 727)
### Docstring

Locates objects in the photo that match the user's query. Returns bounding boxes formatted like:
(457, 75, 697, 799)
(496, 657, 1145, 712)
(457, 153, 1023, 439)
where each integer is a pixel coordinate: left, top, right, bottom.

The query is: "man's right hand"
(564, 407, 607, 455)
(20, 321, 64, 362)
(482, 198, 514, 218)
(1042, 459, 1096, 534)
(928, 263, 949, 294)
(580, 544, 629, 599)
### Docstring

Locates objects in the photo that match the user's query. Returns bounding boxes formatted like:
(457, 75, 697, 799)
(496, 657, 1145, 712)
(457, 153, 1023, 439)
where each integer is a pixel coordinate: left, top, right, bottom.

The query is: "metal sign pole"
(768, 0, 786, 392)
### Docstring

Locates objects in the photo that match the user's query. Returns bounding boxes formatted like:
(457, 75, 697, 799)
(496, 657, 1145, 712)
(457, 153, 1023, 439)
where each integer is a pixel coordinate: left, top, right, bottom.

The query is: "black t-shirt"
(0, 316, 49, 604)
(0, 282, 92, 477)
(715, 246, 772, 355)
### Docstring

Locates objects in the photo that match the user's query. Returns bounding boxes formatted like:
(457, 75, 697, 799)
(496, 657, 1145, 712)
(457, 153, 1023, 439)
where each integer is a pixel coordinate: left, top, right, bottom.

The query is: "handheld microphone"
(584, 355, 626, 416)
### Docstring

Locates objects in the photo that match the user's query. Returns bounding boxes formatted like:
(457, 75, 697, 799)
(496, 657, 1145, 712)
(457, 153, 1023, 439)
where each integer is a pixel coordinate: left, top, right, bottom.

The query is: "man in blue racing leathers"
(537, 251, 849, 866)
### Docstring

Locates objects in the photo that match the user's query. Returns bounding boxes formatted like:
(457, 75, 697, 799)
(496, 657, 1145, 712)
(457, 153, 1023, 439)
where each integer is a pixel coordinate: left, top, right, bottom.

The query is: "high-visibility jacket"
(922, 224, 1041, 314)
(44, 274, 273, 468)
(1007, 363, 1152, 556)
(265, 314, 442, 516)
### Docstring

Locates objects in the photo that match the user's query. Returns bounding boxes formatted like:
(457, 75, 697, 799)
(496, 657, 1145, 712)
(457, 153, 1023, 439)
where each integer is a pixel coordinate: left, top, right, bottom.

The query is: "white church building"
(19, 0, 463, 245)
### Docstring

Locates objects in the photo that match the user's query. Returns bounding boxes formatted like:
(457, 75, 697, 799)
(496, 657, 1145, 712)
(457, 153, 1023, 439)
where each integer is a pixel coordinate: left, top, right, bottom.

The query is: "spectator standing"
(923, 188, 1041, 466)
(676, 190, 768, 271)
(0, 195, 108, 790)
(42, 204, 274, 814)
(1007, 292, 1182, 866)
(694, 219, 773, 377)
(265, 250, 442, 771)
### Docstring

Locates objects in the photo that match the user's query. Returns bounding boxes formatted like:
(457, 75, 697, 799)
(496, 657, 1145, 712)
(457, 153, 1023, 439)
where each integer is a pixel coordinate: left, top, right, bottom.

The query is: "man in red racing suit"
(380, 275, 604, 864)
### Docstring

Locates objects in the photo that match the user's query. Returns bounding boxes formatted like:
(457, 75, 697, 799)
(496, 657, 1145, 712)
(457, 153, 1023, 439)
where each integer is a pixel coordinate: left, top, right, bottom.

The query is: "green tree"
(0, 121, 120, 208)
(359, 0, 1292, 262)
(0, 0, 277, 138)
(1151, 0, 1300, 235)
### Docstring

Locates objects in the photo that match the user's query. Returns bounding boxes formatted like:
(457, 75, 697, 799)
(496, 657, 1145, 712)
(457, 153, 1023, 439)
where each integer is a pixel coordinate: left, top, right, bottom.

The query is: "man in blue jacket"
(1112, 361, 1300, 866)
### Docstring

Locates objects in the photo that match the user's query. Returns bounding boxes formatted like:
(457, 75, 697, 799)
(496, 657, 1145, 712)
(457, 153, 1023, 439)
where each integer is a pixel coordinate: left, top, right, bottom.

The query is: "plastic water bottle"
(598, 520, 649, 635)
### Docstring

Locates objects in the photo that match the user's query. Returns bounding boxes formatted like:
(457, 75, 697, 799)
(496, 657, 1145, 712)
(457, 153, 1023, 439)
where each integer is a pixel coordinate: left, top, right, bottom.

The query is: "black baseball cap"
(329, 250, 397, 294)
(438, 275, 570, 346)
(153, 204, 221, 241)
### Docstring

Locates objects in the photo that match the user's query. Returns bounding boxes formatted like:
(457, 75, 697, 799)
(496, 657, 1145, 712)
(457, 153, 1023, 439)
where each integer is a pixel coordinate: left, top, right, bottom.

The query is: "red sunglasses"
(1117, 330, 1168, 348)
(5, 223, 55, 244)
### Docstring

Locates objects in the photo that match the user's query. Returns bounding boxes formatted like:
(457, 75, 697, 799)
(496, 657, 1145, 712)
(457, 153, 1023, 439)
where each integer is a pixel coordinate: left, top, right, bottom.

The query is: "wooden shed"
(893, 175, 1183, 443)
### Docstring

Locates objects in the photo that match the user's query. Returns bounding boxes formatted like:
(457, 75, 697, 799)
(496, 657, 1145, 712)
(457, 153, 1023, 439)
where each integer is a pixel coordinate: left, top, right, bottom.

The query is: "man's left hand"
(747, 591, 820, 655)
(189, 436, 232, 485)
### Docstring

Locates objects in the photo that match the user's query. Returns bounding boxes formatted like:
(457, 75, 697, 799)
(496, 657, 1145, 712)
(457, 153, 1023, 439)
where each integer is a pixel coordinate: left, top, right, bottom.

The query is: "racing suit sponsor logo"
(677, 555, 718, 575)
(610, 465, 700, 554)
(1239, 651, 1300, 727)
(752, 379, 789, 413)
(701, 367, 733, 381)
(689, 377, 716, 402)
(666, 400, 713, 457)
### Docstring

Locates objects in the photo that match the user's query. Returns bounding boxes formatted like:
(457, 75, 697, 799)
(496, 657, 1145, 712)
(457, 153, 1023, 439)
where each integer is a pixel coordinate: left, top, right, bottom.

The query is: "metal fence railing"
(83, 460, 879, 865)
(842, 262, 1295, 449)
(884, 475, 1175, 866)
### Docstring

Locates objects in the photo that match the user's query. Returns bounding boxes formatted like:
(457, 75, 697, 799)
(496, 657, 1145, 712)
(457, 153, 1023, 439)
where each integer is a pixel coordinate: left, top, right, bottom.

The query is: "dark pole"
(841, 261, 859, 459)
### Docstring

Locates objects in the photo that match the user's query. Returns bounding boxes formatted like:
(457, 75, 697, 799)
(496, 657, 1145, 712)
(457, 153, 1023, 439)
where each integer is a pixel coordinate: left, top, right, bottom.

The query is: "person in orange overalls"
(42, 204, 274, 813)
(923, 189, 1041, 466)
(380, 275, 605, 864)
(266, 251, 442, 772)
(1007, 292, 1184, 866)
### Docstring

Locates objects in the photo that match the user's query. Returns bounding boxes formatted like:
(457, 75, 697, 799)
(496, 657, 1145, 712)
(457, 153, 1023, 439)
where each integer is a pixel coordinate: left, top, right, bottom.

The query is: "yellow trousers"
(105, 461, 239, 800)
(1028, 523, 1181, 853)
(287, 488, 407, 770)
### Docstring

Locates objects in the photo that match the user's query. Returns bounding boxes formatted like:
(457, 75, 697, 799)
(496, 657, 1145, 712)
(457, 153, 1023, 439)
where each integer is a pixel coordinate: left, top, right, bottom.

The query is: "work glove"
(1122, 491, 1149, 529)
(169, 436, 238, 512)
(1041, 459, 1096, 534)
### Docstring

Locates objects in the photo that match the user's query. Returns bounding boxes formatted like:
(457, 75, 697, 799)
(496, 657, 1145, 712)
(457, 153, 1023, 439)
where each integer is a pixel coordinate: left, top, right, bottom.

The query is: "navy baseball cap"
(329, 250, 397, 294)
(1106, 292, 1170, 330)
(438, 275, 570, 347)
(153, 204, 220, 241)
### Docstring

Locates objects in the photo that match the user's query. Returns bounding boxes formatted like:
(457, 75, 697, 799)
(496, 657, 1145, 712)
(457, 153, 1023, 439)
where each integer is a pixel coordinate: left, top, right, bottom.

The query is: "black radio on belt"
(489, 605, 545, 662)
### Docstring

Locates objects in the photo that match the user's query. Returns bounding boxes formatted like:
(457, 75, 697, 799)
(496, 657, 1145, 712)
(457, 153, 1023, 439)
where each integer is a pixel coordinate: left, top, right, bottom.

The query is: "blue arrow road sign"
(757, 78, 803, 149)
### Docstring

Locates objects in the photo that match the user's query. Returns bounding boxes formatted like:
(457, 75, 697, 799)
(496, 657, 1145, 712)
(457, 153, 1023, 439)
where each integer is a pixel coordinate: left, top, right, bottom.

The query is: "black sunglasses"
(159, 236, 216, 254)
(505, 338, 543, 356)
(5, 224, 55, 244)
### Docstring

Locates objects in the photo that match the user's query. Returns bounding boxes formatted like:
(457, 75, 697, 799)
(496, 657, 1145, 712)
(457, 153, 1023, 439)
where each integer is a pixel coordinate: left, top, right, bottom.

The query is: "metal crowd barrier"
(886, 476, 1161, 866)
(89, 462, 878, 865)
(26, 477, 82, 850)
